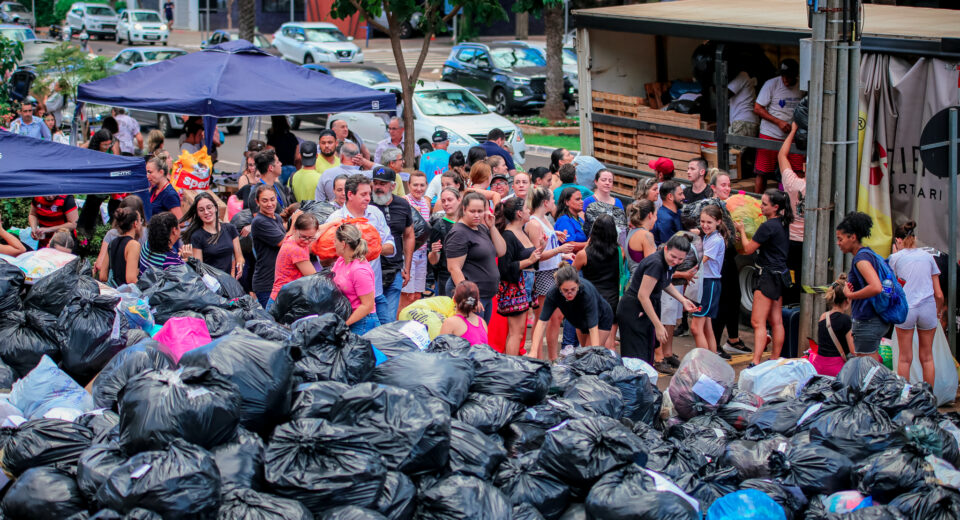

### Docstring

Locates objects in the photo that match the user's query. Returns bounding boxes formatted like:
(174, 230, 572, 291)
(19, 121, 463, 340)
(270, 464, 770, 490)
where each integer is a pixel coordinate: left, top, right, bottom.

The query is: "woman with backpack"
(835, 211, 888, 359)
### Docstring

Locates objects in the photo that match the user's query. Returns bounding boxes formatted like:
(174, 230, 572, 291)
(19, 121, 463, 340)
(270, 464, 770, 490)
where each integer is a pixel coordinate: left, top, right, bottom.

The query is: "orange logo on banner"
(172, 147, 213, 191)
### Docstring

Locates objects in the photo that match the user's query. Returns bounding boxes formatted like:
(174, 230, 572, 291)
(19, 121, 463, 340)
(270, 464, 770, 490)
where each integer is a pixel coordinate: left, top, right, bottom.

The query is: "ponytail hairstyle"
(526, 186, 552, 213)
(549, 148, 567, 174)
(335, 222, 369, 263)
(627, 199, 656, 228)
(113, 206, 141, 234)
(453, 280, 481, 315)
(441, 170, 466, 193)
(49, 228, 75, 251)
(824, 273, 849, 308)
(147, 152, 170, 178)
(893, 220, 918, 249)
(764, 188, 794, 229)
(585, 214, 618, 261)
(494, 197, 524, 232)
(700, 204, 729, 241)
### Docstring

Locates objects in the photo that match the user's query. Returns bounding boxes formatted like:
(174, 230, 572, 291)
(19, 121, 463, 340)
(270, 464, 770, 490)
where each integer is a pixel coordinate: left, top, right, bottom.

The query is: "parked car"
(0, 22, 34, 41)
(66, 2, 118, 40)
(18, 38, 58, 67)
(201, 29, 282, 57)
(328, 81, 527, 166)
(289, 63, 390, 129)
(272, 22, 363, 65)
(0, 2, 33, 27)
(441, 42, 575, 115)
(108, 46, 186, 75)
(504, 40, 579, 95)
(126, 109, 243, 138)
(115, 9, 168, 45)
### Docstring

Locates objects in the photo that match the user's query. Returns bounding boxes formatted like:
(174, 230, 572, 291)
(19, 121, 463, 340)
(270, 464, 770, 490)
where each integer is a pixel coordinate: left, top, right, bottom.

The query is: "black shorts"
(753, 269, 784, 301)
(577, 298, 614, 333)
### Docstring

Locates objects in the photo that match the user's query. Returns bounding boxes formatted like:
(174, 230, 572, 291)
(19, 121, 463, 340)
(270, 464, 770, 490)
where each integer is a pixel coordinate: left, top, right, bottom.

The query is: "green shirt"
(553, 183, 594, 203)
(290, 168, 322, 202)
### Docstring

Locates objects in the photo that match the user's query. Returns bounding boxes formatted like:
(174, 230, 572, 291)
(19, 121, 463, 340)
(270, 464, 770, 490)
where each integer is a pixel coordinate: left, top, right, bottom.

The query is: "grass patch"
(509, 115, 580, 127)
(525, 134, 581, 151)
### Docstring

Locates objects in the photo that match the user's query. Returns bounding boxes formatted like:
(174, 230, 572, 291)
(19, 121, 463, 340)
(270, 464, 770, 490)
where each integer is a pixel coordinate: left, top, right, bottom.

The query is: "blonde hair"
(148, 152, 171, 177)
(469, 162, 491, 186)
(336, 222, 368, 262)
(146, 130, 165, 154)
(824, 273, 848, 308)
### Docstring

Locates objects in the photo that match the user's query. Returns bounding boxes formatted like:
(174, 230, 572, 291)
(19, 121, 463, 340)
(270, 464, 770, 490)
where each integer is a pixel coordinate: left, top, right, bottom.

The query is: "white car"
(272, 22, 362, 65)
(65, 2, 118, 40)
(0, 2, 34, 27)
(116, 9, 168, 45)
(108, 46, 186, 75)
(329, 81, 526, 166)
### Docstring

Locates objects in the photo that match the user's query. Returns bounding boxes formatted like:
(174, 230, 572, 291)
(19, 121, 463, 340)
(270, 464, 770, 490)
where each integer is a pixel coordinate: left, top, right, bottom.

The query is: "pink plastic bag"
(152, 317, 212, 363)
(227, 195, 243, 221)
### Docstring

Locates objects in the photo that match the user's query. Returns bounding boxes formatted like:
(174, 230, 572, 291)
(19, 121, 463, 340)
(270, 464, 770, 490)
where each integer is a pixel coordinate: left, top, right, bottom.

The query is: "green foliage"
(1, 199, 33, 230)
(509, 115, 579, 127)
(511, 0, 563, 16)
(114, 1, 126, 11)
(0, 37, 23, 124)
(23, 0, 58, 27)
(35, 42, 110, 100)
(456, 1, 508, 42)
(76, 223, 110, 259)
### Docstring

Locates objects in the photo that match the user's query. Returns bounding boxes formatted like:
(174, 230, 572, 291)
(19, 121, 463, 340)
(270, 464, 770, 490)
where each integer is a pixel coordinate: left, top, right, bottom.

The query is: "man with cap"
(9, 97, 51, 140)
(754, 58, 804, 193)
(370, 166, 415, 324)
(487, 155, 511, 199)
(289, 141, 321, 202)
(316, 141, 362, 202)
(419, 130, 452, 183)
(649, 157, 675, 210)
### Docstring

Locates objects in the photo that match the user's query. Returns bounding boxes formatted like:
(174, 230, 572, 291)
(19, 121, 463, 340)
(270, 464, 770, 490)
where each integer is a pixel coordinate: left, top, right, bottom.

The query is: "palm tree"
(238, 0, 255, 42)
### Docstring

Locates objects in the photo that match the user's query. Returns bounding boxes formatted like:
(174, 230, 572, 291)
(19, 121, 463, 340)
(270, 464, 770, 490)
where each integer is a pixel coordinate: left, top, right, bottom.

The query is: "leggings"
(713, 244, 742, 345)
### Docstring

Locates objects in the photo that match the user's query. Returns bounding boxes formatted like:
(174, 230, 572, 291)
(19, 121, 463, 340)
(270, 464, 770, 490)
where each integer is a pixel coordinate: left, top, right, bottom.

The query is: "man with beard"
(315, 129, 341, 175)
(653, 180, 684, 246)
(316, 141, 362, 202)
(370, 167, 415, 324)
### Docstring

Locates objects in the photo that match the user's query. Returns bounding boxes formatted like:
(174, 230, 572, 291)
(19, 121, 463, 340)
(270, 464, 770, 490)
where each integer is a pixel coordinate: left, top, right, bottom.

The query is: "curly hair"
(147, 212, 179, 254)
(836, 211, 873, 241)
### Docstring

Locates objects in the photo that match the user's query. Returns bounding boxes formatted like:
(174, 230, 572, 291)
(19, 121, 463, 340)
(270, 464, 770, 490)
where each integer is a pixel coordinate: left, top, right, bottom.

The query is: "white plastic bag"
(739, 358, 817, 401)
(8, 355, 94, 419)
(890, 325, 958, 406)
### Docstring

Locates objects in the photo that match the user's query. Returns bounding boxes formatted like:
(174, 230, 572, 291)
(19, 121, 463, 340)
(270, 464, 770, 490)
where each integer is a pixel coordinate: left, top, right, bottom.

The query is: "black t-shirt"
(498, 229, 535, 284)
(683, 185, 714, 204)
(445, 223, 499, 298)
(374, 196, 414, 275)
(245, 182, 294, 212)
(628, 248, 674, 309)
(190, 222, 239, 274)
(752, 217, 790, 271)
(539, 278, 612, 332)
(250, 213, 286, 292)
(817, 311, 852, 358)
(267, 131, 300, 167)
(429, 215, 455, 277)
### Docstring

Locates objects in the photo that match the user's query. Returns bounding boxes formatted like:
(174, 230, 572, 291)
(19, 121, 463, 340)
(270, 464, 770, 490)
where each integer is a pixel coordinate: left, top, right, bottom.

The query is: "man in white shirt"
(753, 59, 804, 193)
(373, 116, 420, 165)
(112, 107, 143, 156)
(727, 70, 759, 148)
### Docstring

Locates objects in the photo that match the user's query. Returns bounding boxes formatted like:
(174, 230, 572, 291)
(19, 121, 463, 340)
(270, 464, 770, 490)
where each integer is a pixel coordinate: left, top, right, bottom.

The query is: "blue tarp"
(77, 40, 397, 117)
(0, 130, 149, 198)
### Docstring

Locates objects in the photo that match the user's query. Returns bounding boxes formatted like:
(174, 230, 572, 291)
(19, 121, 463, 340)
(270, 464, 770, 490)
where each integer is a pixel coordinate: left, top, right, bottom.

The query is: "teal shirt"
(553, 183, 594, 203)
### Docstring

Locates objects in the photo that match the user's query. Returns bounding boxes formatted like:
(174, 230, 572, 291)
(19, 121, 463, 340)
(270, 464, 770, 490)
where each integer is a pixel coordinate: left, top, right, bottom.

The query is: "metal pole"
(715, 45, 729, 172)
(832, 43, 849, 278)
(290, 0, 294, 22)
(949, 107, 958, 355)
(845, 41, 861, 271)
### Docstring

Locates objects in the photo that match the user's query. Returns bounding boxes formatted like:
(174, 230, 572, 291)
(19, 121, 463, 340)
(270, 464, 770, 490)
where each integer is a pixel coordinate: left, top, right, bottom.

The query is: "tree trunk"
(540, 3, 566, 121)
(238, 0, 255, 42)
(514, 12, 529, 40)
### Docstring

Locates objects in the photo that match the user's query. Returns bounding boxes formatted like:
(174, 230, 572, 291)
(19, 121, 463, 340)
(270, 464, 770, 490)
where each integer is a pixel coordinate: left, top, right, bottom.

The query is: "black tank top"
(109, 235, 134, 286)
(582, 247, 620, 307)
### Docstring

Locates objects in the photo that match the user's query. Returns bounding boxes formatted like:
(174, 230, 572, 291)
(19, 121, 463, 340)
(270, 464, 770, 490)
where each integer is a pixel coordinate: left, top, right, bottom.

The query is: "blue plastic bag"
(706, 489, 787, 520)
(8, 355, 94, 419)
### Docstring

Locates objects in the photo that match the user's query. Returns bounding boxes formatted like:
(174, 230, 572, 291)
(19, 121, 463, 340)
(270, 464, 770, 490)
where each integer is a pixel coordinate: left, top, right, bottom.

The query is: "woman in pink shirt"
(440, 281, 488, 346)
(268, 213, 318, 311)
(332, 222, 380, 335)
(780, 122, 806, 305)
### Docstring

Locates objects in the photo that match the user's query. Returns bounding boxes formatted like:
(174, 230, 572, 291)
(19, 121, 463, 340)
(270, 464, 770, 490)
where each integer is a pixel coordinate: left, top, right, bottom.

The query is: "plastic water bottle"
(881, 278, 893, 295)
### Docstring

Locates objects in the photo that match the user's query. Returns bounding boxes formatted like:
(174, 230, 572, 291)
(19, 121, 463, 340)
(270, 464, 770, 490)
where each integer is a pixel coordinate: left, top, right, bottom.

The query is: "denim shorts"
(852, 316, 889, 354)
(349, 312, 381, 336)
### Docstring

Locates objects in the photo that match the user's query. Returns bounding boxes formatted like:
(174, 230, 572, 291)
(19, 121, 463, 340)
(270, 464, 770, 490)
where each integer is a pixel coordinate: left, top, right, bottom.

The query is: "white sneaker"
(723, 340, 751, 355)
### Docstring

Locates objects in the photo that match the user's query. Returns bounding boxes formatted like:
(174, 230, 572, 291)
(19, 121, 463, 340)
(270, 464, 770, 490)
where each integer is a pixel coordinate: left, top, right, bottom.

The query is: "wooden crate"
(592, 91, 647, 119)
(593, 123, 637, 169)
(612, 174, 639, 198)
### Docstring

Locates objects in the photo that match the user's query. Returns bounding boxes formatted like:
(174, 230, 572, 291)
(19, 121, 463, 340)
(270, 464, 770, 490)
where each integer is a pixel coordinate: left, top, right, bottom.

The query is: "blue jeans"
(375, 273, 403, 326)
(852, 316, 889, 355)
(563, 320, 581, 348)
(265, 298, 275, 313)
(255, 291, 271, 310)
(349, 312, 381, 336)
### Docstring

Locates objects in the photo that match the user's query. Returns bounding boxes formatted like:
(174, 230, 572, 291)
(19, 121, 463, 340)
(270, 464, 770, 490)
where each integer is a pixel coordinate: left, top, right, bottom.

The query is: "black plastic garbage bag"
(738, 479, 807, 520)
(264, 419, 387, 514)
(600, 366, 661, 425)
(0, 259, 24, 313)
(91, 340, 175, 411)
(900, 419, 960, 466)
(0, 358, 16, 388)
(743, 398, 817, 440)
(493, 451, 569, 520)
(211, 427, 264, 490)
(513, 503, 546, 520)
(673, 424, 732, 461)
(271, 273, 351, 324)
(201, 305, 244, 338)
(125, 328, 149, 346)
(549, 364, 578, 395)
(585, 463, 699, 520)
(803, 389, 898, 461)
(825, 506, 907, 520)
(455, 392, 525, 434)
(416, 474, 512, 520)
(59, 293, 128, 385)
(675, 466, 739, 510)
(856, 443, 934, 502)
(2, 466, 87, 520)
(644, 441, 710, 481)
(1, 418, 94, 476)
(233, 294, 273, 322)
(230, 209, 253, 229)
(185, 258, 246, 299)
(0, 309, 62, 377)
(721, 436, 787, 479)
(217, 487, 312, 520)
(328, 383, 451, 475)
(667, 350, 734, 420)
(447, 419, 507, 479)
(718, 389, 763, 431)
(558, 503, 586, 520)
(372, 471, 416, 520)
(84, 509, 163, 520)
(96, 439, 222, 520)
(290, 380, 350, 420)
(324, 506, 387, 520)
(426, 334, 469, 353)
(369, 351, 475, 410)
(558, 346, 620, 376)
(24, 257, 97, 316)
(77, 441, 128, 503)
(768, 443, 853, 495)
(118, 366, 242, 452)
(562, 375, 623, 419)
(470, 353, 551, 406)
(287, 314, 375, 385)
(362, 321, 428, 358)
(299, 200, 338, 224)
(889, 484, 960, 520)
(76, 410, 120, 443)
(537, 416, 646, 492)
(798, 374, 840, 403)
(244, 319, 291, 343)
(411, 206, 431, 250)
(141, 264, 228, 323)
(179, 330, 294, 433)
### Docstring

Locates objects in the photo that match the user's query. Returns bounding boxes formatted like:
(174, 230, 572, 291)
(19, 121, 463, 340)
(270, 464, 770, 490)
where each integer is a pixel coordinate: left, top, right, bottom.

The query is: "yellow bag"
(172, 147, 214, 191)
(401, 296, 456, 318)
(726, 193, 766, 252)
(398, 297, 456, 339)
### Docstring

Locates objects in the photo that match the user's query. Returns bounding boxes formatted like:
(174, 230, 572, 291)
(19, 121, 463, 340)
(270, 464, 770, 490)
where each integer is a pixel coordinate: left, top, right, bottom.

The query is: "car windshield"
(414, 89, 489, 116)
(5, 3, 28, 12)
(0, 27, 35, 40)
(304, 28, 346, 43)
(142, 50, 185, 61)
(331, 68, 389, 87)
(87, 6, 115, 16)
(490, 47, 545, 69)
(132, 12, 161, 22)
(253, 34, 270, 48)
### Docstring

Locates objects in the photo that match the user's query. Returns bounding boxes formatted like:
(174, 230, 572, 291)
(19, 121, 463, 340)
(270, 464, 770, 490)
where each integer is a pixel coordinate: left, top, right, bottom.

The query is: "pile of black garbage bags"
(1, 257, 960, 519)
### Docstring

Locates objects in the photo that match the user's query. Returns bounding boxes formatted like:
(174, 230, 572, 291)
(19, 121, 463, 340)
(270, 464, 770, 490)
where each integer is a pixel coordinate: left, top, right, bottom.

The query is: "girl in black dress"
(496, 197, 541, 356)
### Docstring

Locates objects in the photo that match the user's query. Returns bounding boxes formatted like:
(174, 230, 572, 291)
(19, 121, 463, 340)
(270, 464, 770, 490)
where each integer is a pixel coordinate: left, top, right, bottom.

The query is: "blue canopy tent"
(75, 40, 397, 151)
(0, 130, 148, 198)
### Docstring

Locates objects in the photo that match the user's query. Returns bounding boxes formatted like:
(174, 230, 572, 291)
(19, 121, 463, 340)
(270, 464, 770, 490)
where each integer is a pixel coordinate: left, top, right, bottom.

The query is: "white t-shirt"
(756, 77, 801, 139)
(781, 168, 806, 242)
(888, 247, 941, 307)
(728, 71, 759, 124)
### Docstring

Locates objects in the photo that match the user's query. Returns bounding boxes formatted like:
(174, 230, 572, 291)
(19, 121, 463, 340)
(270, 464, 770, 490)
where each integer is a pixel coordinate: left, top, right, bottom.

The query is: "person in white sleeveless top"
(525, 187, 574, 360)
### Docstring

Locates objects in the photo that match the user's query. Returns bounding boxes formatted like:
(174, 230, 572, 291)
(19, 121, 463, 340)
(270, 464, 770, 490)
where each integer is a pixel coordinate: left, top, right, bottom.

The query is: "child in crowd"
(690, 205, 728, 354)
(440, 281, 488, 346)
(812, 274, 853, 376)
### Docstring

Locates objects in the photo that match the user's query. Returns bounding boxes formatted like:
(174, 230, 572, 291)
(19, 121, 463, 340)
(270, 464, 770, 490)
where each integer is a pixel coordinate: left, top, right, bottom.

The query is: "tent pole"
(845, 42, 860, 272)
(948, 107, 957, 356)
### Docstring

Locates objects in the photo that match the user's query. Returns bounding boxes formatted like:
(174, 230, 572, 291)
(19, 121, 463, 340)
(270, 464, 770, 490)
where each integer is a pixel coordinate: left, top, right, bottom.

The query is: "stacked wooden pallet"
(591, 91, 647, 119)
(634, 106, 702, 175)
(593, 122, 638, 170)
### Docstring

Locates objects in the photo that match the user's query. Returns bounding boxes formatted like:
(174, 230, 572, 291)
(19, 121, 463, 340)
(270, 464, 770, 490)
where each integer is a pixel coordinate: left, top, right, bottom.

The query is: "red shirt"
(270, 237, 311, 300)
(32, 195, 77, 246)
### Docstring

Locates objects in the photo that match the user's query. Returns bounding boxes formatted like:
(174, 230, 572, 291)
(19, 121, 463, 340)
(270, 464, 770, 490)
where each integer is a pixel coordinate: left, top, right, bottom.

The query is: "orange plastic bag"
(312, 217, 382, 262)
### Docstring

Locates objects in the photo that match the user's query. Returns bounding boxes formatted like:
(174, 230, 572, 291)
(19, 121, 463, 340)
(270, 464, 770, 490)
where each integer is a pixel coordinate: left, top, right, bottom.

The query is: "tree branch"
(349, 0, 389, 34)
(441, 4, 462, 24)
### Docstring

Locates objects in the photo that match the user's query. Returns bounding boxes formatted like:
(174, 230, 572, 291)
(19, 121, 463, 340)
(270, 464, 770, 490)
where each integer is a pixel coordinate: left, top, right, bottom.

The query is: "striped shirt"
(138, 242, 184, 275)
(32, 195, 77, 247)
(406, 194, 430, 253)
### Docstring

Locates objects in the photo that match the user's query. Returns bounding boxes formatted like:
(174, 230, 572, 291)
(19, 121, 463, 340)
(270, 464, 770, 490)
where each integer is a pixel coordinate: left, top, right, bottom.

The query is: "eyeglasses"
(296, 232, 317, 243)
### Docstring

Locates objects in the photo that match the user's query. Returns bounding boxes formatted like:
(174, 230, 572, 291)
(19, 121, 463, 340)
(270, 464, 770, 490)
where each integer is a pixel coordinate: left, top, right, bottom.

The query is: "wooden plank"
(636, 106, 701, 129)
(635, 132, 702, 154)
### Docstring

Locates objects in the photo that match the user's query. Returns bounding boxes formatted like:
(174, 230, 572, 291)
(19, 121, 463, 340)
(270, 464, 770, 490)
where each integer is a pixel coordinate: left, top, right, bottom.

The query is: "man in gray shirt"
(316, 141, 363, 201)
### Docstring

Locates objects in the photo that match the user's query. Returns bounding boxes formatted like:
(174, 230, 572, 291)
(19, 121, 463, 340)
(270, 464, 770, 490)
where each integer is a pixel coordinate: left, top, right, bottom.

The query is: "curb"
(525, 145, 556, 156)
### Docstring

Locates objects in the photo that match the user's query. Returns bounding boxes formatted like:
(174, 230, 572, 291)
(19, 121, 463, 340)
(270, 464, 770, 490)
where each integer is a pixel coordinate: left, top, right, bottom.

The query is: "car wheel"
(158, 114, 178, 138)
(398, 22, 414, 39)
(739, 264, 758, 318)
(303, 54, 313, 64)
(493, 88, 510, 115)
(163, 41, 168, 46)
(227, 126, 241, 135)
(289, 117, 300, 130)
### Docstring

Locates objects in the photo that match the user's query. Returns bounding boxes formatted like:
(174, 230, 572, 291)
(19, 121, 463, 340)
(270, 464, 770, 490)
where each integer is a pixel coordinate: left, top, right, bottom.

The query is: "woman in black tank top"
(106, 207, 142, 286)
(573, 215, 622, 350)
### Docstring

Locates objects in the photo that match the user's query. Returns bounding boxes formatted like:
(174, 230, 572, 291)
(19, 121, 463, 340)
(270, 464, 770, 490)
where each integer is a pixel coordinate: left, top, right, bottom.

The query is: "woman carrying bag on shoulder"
(812, 275, 854, 376)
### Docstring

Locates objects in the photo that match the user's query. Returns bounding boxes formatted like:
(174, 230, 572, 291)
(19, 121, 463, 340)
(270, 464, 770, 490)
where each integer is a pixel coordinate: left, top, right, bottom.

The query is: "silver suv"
(66, 2, 118, 40)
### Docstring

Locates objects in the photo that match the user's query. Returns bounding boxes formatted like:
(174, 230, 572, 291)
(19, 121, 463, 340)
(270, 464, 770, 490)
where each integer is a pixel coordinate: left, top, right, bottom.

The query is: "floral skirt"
(497, 279, 530, 317)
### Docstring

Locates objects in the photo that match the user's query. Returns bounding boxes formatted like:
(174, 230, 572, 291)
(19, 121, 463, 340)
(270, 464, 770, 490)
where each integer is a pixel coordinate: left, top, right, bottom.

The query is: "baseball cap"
(780, 59, 799, 78)
(372, 166, 397, 182)
(648, 157, 675, 176)
(300, 141, 317, 166)
(491, 173, 509, 184)
(432, 130, 449, 143)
